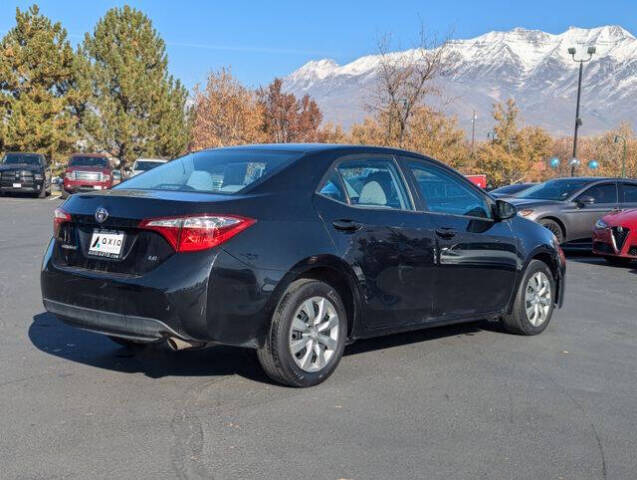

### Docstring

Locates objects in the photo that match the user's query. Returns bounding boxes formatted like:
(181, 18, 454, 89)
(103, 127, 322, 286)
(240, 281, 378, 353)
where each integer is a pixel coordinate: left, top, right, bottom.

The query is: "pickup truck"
(0, 152, 52, 198)
(63, 154, 114, 198)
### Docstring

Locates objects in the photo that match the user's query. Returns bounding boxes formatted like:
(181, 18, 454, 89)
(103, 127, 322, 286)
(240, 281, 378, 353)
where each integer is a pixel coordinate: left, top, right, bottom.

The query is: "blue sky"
(2, 0, 636, 90)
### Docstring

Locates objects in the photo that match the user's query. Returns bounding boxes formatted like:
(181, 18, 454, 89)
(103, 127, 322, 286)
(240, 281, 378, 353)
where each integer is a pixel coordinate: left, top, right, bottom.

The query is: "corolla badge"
(95, 207, 109, 224)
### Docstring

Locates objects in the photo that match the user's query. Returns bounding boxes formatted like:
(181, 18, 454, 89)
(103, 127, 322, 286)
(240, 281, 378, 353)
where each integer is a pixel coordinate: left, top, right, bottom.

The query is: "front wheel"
(257, 279, 347, 387)
(502, 259, 556, 335)
(539, 219, 563, 244)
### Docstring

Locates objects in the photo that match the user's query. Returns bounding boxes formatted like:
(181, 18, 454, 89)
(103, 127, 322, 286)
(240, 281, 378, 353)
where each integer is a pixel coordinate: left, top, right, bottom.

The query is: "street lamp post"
(568, 45, 596, 176)
(471, 110, 477, 155)
(614, 135, 627, 178)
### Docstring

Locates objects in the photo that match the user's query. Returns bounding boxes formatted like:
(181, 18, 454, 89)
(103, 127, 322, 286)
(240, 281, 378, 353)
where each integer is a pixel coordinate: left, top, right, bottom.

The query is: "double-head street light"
(568, 45, 596, 176)
(614, 135, 627, 178)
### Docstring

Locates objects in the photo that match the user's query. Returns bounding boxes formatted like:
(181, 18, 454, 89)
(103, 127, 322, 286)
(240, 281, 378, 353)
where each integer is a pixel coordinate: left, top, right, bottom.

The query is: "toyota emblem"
(95, 207, 109, 224)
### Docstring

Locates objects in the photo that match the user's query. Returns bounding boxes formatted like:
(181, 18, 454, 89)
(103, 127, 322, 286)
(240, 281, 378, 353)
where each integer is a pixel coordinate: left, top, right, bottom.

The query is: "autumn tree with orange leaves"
(191, 68, 265, 150)
(258, 78, 323, 143)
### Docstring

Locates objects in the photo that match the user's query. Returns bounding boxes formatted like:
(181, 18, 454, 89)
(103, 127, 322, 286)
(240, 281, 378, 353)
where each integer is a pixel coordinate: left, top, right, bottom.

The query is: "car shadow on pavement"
(29, 312, 492, 385)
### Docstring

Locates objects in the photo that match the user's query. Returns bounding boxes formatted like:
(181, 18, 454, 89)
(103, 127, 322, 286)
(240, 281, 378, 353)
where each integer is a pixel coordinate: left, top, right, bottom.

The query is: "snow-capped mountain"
(284, 26, 637, 137)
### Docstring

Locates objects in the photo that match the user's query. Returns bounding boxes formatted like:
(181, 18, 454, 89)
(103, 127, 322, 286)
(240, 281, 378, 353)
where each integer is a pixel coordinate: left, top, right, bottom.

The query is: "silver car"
(508, 177, 637, 248)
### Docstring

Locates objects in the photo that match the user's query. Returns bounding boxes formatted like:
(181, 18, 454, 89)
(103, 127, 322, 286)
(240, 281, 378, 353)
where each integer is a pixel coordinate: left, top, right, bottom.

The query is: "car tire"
(501, 259, 556, 335)
(60, 190, 69, 199)
(604, 256, 633, 267)
(539, 219, 563, 244)
(257, 278, 347, 387)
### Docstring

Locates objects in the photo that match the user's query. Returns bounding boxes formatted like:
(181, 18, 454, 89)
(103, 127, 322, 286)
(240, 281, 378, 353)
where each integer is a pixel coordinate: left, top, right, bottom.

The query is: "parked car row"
(0, 151, 167, 199)
(491, 177, 637, 265)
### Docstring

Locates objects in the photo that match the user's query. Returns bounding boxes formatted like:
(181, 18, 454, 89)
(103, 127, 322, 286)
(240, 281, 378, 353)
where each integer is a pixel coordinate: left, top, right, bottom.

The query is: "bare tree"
(371, 22, 451, 147)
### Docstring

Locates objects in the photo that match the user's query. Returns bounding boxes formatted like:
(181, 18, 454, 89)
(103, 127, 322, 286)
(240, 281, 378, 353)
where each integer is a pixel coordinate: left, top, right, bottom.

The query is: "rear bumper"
(43, 298, 184, 342)
(40, 239, 283, 347)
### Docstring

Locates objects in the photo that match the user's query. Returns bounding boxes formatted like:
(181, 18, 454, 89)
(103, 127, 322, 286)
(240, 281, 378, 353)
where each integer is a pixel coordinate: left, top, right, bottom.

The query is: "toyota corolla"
(41, 144, 565, 387)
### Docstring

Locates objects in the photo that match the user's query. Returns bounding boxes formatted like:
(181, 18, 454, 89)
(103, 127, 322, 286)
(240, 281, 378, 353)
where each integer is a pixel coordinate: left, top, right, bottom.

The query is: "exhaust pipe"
(167, 337, 205, 351)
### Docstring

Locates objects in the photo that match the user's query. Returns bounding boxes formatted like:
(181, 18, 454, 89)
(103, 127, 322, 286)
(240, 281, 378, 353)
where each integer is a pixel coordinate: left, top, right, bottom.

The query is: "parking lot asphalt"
(1, 195, 636, 480)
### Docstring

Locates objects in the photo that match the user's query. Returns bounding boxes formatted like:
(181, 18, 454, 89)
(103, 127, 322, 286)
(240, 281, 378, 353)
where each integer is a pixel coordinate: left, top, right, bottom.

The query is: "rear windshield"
(69, 156, 108, 168)
(117, 149, 301, 194)
(134, 160, 164, 171)
(3, 153, 43, 166)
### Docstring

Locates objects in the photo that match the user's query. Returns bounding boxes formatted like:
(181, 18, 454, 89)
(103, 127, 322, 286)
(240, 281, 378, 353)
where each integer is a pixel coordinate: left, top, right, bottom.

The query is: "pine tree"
(79, 6, 189, 165)
(0, 5, 79, 160)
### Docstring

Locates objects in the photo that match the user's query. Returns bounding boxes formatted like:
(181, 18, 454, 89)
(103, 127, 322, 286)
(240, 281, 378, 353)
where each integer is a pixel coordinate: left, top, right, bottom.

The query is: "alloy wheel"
(289, 296, 340, 372)
(524, 271, 552, 327)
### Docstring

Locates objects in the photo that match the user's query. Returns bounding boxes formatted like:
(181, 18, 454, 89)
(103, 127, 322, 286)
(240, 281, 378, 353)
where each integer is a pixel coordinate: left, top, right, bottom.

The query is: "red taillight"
(139, 215, 256, 252)
(53, 207, 71, 237)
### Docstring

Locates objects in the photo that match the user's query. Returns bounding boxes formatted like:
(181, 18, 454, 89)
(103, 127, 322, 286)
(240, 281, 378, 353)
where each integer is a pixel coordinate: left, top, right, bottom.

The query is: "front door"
(399, 157, 519, 320)
(564, 182, 619, 243)
(314, 154, 438, 333)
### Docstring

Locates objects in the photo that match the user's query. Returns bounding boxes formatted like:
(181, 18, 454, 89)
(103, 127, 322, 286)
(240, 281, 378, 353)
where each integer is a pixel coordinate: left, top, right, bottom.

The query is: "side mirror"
(577, 195, 595, 207)
(495, 199, 517, 220)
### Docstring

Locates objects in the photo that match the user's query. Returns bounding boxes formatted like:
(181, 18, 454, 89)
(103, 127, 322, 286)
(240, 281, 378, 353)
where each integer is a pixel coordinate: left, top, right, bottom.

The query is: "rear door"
(399, 156, 519, 320)
(314, 153, 438, 332)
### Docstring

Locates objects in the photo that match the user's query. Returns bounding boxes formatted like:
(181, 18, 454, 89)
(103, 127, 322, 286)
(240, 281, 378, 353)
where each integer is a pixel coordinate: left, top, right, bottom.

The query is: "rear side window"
(405, 159, 491, 219)
(620, 183, 637, 203)
(336, 158, 411, 210)
(118, 150, 301, 194)
(318, 170, 346, 202)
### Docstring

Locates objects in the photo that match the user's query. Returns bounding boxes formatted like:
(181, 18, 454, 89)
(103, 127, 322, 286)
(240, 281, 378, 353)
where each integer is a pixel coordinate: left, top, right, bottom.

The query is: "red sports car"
(592, 208, 637, 266)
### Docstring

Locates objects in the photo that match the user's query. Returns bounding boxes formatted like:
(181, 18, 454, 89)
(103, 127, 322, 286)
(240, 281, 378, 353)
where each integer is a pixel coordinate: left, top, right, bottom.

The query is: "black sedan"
(41, 145, 565, 387)
(510, 177, 637, 248)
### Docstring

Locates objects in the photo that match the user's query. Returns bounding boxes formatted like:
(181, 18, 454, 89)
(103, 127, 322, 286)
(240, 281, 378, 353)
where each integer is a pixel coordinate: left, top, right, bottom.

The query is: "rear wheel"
(539, 219, 563, 244)
(257, 279, 346, 387)
(604, 256, 634, 267)
(502, 259, 555, 335)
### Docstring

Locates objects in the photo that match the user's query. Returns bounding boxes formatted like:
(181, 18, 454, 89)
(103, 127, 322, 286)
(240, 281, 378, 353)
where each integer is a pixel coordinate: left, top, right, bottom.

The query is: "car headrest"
(359, 180, 387, 206)
(186, 170, 214, 191)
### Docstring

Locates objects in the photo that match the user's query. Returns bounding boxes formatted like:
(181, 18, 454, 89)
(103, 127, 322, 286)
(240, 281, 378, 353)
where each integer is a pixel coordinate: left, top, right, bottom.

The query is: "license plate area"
(88, 230, 125, 259)
(13, 183, 22, 188)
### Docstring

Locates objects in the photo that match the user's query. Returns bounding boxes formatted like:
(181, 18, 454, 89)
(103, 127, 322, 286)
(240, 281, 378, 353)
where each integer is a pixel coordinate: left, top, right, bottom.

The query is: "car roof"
(69, 153, 109, 158)
(4, 151, 44, 156)
(550, 176, 620, 181)
(200, 143, 426, 157)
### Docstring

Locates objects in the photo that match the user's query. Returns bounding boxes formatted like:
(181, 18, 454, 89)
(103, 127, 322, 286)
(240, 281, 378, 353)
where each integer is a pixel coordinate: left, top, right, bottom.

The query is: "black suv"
(0, 152, 52, 198)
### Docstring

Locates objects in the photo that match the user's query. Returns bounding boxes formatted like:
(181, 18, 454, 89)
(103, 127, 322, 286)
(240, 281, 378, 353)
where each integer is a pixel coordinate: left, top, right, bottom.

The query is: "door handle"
(435, 227, 457, 239)
(332, 219, 362, 232)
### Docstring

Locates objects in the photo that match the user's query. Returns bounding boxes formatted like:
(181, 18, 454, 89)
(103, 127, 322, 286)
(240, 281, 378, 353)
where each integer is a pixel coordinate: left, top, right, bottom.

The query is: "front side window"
(620, 183, 637, 203)
(577, 183, 617, 204)
(336, 158, 411, 210)
(405, 160, 491, 218)
(118, 149, 301, 194)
